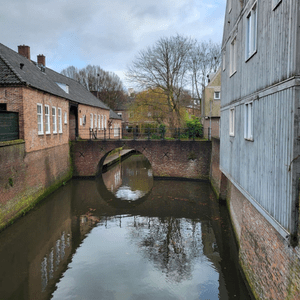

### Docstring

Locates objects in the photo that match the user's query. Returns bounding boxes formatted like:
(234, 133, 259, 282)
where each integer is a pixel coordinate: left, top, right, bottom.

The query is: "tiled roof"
(109, 109, 122, 120)
(0, 43, 110, 110)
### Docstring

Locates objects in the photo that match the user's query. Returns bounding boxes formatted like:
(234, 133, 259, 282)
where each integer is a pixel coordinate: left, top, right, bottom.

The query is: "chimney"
(18, 45, 30, 60)
(37, 54, 45, 66)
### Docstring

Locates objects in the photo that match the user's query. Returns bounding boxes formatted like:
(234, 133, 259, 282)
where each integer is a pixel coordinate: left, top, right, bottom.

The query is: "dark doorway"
(69, 104, 78, 141)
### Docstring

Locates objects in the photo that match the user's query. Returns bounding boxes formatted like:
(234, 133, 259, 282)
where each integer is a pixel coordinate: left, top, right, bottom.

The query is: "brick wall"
(71, 140, 211, 180)
(0, 141, 71, 230)
(22, 88, 69, 152)
(78, 104, 110, 139)
(203, 118, 220, 138)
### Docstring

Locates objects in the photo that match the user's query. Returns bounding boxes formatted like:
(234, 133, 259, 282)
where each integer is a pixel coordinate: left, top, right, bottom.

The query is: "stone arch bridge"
(71, 140, 211, 180)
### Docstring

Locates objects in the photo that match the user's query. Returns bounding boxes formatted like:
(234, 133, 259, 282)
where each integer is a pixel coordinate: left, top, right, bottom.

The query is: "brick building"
(0, 43, 121, 229)
(0, 43, 121, 146)
(202, 68, 221, 139)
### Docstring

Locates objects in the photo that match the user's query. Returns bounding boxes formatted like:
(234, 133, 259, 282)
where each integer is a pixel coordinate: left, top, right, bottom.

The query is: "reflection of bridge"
(71, 140, 211, 180)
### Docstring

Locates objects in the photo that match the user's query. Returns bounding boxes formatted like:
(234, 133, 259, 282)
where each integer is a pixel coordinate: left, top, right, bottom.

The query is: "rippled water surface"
(0, 154, 253, 300)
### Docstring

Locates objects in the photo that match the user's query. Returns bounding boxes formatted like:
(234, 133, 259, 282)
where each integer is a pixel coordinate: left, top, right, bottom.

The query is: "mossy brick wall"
(0, 141, 71, 230)
(71, 140, 212, 180)
(210, 139, 300, 299)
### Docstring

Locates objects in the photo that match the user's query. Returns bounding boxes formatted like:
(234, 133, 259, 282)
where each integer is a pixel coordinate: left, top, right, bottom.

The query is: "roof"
(109, 109, 122, 120)
(0, 43, 110, 110)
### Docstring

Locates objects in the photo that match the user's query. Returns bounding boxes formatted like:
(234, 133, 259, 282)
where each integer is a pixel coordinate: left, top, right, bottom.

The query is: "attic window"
(56, 82, 69, 94)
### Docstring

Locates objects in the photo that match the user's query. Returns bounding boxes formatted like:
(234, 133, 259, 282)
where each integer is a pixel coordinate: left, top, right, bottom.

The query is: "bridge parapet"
(71, 140, 211, 180)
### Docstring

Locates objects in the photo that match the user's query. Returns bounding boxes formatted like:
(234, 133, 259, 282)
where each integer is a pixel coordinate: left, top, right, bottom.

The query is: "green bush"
(185, 115, 203, 138)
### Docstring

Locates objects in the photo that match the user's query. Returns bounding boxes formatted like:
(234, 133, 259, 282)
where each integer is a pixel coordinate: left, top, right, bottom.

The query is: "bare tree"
(189, 40, 221, 114)
(126, 34, 195, 127)
(61, 65, 126, 110)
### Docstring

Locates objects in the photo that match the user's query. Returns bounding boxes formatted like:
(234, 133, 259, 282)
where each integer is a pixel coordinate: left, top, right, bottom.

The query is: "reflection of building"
(102, 164, 123, 193)
(0, 186, 72, 300)
(202, 68, 221, 138)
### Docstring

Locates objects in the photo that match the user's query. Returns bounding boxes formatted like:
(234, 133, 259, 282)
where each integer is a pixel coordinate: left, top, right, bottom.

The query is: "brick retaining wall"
(0, 141, 71, 230)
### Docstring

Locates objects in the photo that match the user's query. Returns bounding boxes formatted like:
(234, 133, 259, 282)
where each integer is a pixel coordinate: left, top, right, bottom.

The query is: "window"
(37, 104, 43, 134)
(114, 124, 119, 137)
(222, 52, 226, 71)
(44, 105, 50, 134)
(94, 114, 97, 128)
(64, 112, 67, 124)
(82, 115, 86, 125)
(58, 108, 62, 133)
(104, 115, 107, 129)
(52, 107, 57, 133)
(56, 82, 69, 94)
(272, 0, 282, 10)
(101, 115, 104, 129)
(246, 3, 257, 60)
(90, 113, 93, 129)
(214, 91, 220, 100)
(229, 108, 235, 136)
(244, 102, 253, 140)
(230, 37, 237, 75)
(98, 115, 101, 129)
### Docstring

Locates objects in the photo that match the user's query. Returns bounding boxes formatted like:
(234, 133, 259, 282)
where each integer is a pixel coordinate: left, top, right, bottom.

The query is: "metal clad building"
(220, 0, 300, 235)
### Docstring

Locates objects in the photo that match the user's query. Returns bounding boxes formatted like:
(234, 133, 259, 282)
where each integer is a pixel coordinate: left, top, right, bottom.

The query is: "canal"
(0, 153, 253, 300)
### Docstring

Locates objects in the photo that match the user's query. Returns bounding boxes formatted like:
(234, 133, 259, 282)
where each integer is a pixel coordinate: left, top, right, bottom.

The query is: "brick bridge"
(71, 140, 211, 180)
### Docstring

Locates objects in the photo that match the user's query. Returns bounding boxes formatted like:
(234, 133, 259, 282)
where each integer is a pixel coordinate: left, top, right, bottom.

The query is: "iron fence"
(89, 126, 206, 141)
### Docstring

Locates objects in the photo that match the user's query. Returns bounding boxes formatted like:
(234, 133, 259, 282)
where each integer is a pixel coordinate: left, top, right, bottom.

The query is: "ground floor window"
(37, 104, 43, 134)
(52, 107, 57, 133)
(244, 102, 253, 140)
(229, 107, 235, 136)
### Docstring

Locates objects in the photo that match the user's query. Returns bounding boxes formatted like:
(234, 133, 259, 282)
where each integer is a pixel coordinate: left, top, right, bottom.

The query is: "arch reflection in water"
(101, 152, 153, 201)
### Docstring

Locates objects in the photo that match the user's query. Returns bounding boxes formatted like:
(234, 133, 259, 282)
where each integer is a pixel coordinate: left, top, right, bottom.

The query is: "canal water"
(0, 154, 253, 300)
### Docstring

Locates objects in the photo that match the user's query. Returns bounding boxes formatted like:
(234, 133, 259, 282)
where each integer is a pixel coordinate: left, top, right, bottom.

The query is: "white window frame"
(58, 108, 62, 133)
(45, 105, 50, 134)
(230, 36, 237, 76)
(90, 113, 93, 129)
(229, 107, 235, 136)
(94, 114, 97, 128)
(244, 102, 253, 140)
(222, 51, 226, 71)
(101, 115, 104, 130)
(37, 103, 43, 135)
(214, 91, 220, 100)
(104, 115, 107, 129)
(114, 124, 119, 137)
(272, 0, 282, 10)
(64, 112, 67, 124)
(52, 107, 57, 134)
(98, 115, 101, 130)
(245, 2, 258, 60)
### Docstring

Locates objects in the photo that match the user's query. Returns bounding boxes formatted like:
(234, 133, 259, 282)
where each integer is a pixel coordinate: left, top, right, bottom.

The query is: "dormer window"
(56, 82, 69, 94)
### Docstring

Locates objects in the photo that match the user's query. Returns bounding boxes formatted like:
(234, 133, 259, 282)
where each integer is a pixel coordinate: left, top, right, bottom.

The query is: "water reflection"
(0, 161, 253, 299)
(102, 153, 153, 201)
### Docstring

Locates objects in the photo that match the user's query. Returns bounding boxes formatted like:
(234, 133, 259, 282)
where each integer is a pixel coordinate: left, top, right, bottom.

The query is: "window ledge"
(244, 138, 254, 142)
(245, 50, 257, 63)
(38, 132, 44, 136)
(230, 71, 237, 78)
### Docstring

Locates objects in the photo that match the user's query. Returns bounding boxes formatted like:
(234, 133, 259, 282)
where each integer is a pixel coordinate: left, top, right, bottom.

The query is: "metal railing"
(89, 127, 205, 141)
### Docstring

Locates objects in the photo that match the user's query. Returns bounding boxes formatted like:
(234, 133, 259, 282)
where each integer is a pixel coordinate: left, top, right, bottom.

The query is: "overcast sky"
(1, 0, 226, 90)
